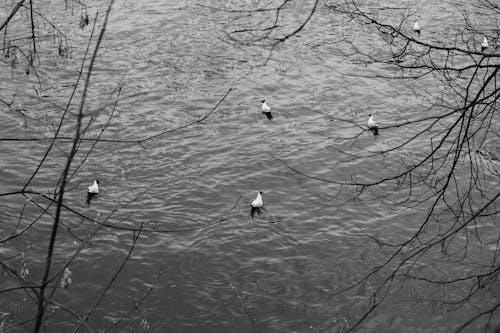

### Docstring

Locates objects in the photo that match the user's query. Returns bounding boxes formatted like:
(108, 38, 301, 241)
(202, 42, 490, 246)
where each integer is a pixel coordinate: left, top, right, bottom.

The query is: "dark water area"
(0, 0, 499, 332)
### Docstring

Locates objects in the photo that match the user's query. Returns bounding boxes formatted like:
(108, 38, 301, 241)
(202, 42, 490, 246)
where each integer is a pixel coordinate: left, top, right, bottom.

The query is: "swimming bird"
(367, 114, 379, 136)
(250, 191, 264, 218)
(482, 36, 489, 51)
(261, 100, 273, 120)
(86, 179, 99, 206)
(413, 21, 421, 35)
(88, 180, 99, 194)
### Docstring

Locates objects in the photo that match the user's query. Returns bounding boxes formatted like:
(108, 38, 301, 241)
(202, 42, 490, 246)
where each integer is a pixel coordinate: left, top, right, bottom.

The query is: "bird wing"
(252, 195, 263, 207)
(88, 184, 98, 193)
(368, 118, 377, 127)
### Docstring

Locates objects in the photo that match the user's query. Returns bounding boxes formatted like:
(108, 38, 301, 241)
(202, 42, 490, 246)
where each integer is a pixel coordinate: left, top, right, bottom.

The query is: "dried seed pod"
(10, 48, 17, 69)
(79, 12, 89, 29)
(20, 262, 29, 278)
(4, 42, 10, 59)
(60, 267, 72, 288)
(58, 40, 69, 58)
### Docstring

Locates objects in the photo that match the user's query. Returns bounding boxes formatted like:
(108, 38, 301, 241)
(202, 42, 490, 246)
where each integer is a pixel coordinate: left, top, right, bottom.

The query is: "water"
(1, 0, 498, 332)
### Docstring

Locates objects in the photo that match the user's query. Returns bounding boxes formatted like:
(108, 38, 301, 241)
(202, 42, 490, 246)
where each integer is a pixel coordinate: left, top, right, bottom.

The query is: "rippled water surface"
(0, 0, 497, 332)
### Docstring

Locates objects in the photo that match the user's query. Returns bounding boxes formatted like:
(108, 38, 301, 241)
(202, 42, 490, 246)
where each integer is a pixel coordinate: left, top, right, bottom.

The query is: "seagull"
(261, 100, 273, 120)
(367, 114, 379, 136)
(482, 36, 489, 51)
(86, 179, 99, 205)
(250, 191, 264, 218)
(88, 180, 99, 194)
(413, 21, 421, 35)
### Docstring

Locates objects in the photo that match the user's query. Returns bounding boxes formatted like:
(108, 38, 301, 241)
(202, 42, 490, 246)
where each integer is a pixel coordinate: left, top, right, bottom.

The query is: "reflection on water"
(0, 0, 497, 332)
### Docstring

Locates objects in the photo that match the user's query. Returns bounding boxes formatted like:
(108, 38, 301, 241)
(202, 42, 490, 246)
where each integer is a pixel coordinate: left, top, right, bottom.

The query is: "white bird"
(367, 114, 379, 136)
(87, 179, 99, 193)
(482, 36, 489, 51)
(250, 191, 264, 218)
(261, 100, 273, 120)
(413, 21, 421, 35)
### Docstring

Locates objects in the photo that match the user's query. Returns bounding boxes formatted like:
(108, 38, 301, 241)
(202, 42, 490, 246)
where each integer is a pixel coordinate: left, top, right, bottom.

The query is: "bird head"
(259, 191, 263, 195)
(368, 114, 372, 117)
(95, 180, 100, 184)
(261, 100, 265, 103)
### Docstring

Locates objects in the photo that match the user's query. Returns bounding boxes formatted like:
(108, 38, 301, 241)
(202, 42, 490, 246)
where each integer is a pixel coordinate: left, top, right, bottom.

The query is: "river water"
(0, 0, 498, 332)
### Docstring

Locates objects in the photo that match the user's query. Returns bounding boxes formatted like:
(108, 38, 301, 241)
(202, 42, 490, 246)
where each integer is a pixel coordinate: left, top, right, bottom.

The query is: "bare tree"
(212, 0, 500, 331)
(3, 0, 499, 331)
(287, 1, 499, 331)
(0, 2, 148, 332)
(0, 1, 237, 332)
